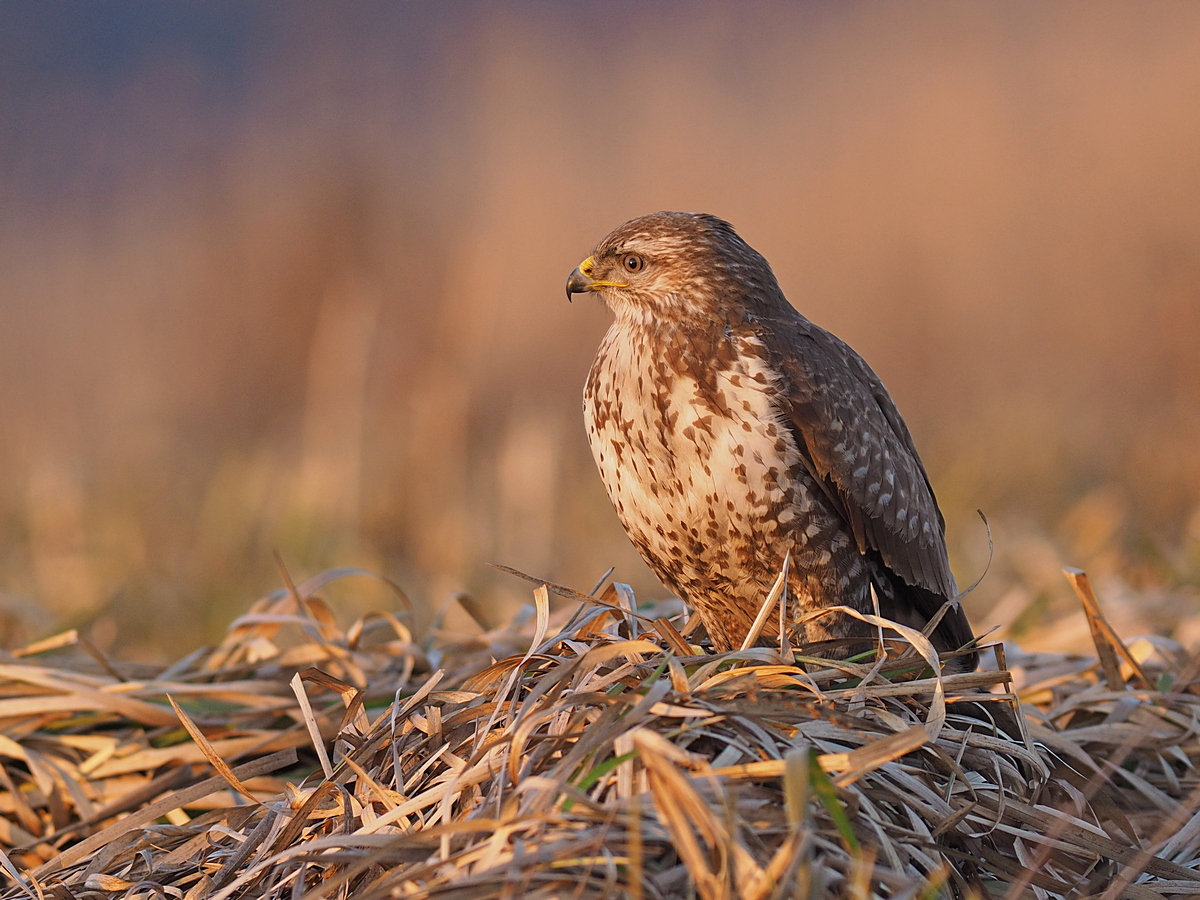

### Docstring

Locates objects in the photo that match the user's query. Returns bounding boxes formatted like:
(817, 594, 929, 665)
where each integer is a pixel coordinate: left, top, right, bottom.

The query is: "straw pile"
(0, 566, 1198, 899)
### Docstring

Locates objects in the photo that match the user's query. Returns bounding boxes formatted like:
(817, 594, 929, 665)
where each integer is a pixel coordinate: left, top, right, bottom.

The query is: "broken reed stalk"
(0, 567, 1194, 899)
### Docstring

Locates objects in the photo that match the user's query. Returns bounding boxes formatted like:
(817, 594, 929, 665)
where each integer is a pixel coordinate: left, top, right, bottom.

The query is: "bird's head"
(566, 211, 783, 324)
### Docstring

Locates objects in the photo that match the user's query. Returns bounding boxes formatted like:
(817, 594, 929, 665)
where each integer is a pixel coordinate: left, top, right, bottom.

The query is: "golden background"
(2, 2, 1199, 658)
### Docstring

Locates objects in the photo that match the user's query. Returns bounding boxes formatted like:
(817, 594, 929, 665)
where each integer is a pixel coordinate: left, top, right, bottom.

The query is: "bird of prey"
(567, 212, 976, 671)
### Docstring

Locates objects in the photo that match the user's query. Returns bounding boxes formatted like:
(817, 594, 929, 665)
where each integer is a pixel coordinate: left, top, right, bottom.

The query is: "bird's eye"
(623, 255, 644, 273)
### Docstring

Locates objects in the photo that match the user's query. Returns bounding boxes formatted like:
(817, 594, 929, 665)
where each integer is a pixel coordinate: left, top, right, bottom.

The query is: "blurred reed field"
(2, 1, 1200, 660)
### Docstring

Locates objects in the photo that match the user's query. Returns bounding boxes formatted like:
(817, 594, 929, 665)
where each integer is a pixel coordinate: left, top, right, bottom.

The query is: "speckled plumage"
(570, 212, 976, 669)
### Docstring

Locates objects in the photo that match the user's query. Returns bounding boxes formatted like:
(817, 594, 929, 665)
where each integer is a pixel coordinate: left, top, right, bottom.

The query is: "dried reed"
(0, 568, 1196, 899)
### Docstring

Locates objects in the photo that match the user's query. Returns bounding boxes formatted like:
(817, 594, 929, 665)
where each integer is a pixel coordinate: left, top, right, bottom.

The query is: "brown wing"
(750, 310, 958, 602)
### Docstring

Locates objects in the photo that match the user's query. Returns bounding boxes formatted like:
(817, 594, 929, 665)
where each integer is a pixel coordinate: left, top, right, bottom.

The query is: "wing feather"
(751, 310, 958, 601)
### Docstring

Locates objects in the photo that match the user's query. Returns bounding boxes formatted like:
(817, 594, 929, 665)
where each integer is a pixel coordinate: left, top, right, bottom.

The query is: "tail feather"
(873, 560, 979, 673)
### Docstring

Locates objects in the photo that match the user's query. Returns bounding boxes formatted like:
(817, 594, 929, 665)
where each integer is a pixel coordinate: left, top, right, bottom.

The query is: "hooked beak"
(566, 255, 627, 302)
(565, 266, 593, 302)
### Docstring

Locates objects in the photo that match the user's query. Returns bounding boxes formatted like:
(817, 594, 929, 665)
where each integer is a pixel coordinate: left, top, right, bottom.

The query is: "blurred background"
(2, 1, 1199, 660)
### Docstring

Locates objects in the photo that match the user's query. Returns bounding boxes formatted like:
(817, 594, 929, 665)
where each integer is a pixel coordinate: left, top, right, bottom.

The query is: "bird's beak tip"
(566, 266, 593, 302)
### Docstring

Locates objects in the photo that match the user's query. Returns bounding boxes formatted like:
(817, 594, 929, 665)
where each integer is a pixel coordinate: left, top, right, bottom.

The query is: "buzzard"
(568, 211, 976, 671)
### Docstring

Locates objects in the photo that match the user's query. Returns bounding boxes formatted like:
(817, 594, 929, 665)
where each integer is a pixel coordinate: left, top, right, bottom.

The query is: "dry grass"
(0, 568, 1196, 898)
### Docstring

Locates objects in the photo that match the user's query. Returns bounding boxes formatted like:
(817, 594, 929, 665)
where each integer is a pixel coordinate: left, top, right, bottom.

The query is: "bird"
(567, 211, 977, 671)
